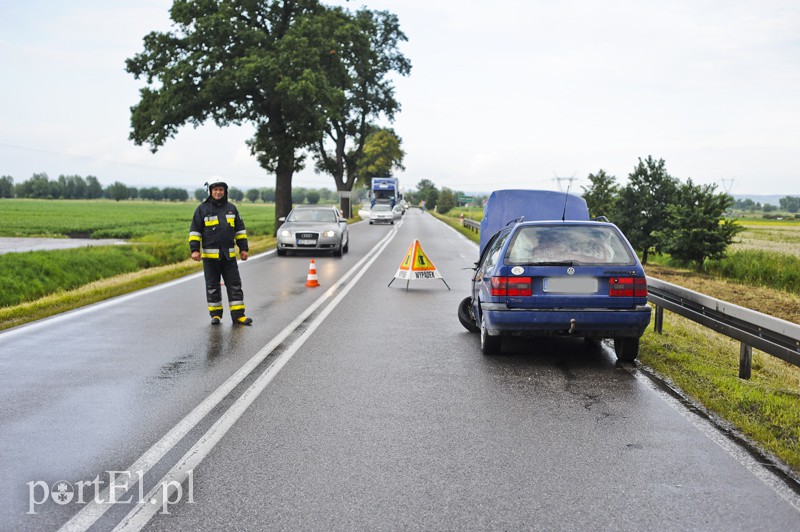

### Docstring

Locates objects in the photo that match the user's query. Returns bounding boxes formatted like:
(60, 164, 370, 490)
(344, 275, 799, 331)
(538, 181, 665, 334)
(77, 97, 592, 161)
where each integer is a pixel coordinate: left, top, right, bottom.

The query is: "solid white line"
(112, 223, 399, 531)
(631, 368, 800, 514)
(57, 229, 398, 532)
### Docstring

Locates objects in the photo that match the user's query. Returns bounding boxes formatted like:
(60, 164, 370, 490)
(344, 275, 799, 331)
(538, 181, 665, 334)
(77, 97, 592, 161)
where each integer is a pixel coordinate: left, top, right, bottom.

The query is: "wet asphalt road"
(1, 209, 799, 531)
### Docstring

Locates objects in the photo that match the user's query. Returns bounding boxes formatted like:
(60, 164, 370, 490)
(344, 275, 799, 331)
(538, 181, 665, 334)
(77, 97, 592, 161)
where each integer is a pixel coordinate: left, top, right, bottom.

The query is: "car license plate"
(297, 239, 316, 245)
(543, 277, 598, 294)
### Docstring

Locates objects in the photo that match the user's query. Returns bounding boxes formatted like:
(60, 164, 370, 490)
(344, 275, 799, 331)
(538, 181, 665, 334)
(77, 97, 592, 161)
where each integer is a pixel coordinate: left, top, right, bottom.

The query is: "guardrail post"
(739, 343, 752, 380)
(653, 304, 663, 334)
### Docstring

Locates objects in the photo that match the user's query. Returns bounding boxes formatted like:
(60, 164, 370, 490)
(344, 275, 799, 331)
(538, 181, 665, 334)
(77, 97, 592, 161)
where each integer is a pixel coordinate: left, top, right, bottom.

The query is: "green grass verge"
(431, 210, 481, 243)
(0, 243, 186, 307)
(0, 236, 275, 331)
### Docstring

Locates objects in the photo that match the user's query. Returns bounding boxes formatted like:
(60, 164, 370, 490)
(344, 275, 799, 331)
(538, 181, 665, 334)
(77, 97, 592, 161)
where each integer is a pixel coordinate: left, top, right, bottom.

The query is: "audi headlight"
(322, 230, 336, 238)
(280, 229, 292, 237)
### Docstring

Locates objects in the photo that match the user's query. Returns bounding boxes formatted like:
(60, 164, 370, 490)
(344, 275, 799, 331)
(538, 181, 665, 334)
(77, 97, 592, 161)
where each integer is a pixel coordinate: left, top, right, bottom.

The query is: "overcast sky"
(1, 1, 798, 196)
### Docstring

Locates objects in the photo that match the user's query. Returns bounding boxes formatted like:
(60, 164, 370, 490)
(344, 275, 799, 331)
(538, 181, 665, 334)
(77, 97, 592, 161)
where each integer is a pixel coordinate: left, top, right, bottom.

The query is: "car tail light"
(609, 277, 647, 297)
(491, 276, 532, 296)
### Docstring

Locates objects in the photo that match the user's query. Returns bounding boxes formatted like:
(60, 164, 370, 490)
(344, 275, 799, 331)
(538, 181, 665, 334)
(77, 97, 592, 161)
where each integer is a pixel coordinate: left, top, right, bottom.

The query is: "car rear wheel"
(480, 314, 501, 355)
(614, 337, 639, 362)
(458, 297, 479, 333)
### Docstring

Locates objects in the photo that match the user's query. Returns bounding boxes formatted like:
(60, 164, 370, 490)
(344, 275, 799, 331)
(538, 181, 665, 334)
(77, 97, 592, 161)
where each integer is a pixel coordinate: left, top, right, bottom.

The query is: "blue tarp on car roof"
(479, 189, 590, 254)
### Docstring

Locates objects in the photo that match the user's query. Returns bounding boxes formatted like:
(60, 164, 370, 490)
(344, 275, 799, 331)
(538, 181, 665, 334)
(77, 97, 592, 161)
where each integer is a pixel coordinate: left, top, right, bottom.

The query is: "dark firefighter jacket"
(189, 197, 248, 260)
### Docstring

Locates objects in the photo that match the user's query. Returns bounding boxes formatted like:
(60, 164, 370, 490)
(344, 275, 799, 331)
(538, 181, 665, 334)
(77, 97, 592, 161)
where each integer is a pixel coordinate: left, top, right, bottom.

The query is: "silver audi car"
(277, 205, 349, 257)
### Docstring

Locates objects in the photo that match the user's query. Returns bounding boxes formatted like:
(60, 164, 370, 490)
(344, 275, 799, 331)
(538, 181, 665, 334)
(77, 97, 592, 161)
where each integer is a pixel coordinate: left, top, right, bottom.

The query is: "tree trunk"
(273, 152, 295, 236)
(338, 163, 359, 218)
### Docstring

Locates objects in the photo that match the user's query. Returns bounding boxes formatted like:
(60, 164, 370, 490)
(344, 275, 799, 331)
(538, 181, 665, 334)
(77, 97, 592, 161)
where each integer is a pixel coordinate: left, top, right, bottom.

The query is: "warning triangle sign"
(389, 240, 450, 290)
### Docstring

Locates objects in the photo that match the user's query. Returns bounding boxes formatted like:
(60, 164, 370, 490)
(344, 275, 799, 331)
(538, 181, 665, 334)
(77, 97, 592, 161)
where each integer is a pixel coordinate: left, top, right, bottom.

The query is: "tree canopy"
(653, 180, 742, 271)
(311, 8, 410, 215)
(581, 169, 618, 220)
(355, 128, 405, 187)
(615, 156, 679, 264)
(126, 0, 409, 228)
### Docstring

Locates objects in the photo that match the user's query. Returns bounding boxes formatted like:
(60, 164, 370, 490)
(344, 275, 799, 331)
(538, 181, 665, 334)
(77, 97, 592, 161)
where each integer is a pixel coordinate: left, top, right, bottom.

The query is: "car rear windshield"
(287, 209, 337, 223)
(505, 225, 635, 265)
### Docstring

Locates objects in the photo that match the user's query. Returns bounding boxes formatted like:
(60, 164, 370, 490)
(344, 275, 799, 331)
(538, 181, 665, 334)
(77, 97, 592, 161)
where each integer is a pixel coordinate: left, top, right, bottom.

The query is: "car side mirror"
(278, 217, 286, 222)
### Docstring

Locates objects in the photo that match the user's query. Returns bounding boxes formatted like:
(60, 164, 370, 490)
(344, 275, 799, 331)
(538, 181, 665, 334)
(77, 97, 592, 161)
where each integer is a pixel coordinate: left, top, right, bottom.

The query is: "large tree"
(312, 8, 410, 216)
(615, 156, 679, 264)
(653, 179, 742, 271)
(126, 0, 338, 228)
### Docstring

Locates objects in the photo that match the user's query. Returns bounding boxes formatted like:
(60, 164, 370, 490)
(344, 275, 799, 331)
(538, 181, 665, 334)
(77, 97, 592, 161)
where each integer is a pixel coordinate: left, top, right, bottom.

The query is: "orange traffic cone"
(305, 259, 320, 287)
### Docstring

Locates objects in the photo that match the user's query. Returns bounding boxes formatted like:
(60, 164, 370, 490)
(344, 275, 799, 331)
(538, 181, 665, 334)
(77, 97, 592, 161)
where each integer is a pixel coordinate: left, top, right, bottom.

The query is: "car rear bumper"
(480, 304, 652, 338)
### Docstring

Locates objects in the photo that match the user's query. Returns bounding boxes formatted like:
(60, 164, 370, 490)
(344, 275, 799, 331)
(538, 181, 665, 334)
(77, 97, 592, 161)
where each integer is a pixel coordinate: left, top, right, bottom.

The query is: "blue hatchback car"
(458, 190, 651, 360)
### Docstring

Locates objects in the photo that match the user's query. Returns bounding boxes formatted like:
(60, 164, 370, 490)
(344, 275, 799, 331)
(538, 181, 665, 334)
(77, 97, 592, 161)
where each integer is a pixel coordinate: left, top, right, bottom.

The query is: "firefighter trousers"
(203, 258, 246, 320)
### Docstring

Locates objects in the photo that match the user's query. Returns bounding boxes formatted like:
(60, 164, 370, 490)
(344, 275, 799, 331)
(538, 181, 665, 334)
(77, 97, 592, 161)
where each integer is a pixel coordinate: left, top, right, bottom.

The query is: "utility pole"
(553, 172, 578, 192)
(721, 178, 735, 195)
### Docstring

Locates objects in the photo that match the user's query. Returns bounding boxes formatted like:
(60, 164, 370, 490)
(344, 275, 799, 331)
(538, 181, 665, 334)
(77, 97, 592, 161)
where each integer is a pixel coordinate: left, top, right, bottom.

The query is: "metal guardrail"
(462, 218, 480, 232)
(647, 277, 800, 379)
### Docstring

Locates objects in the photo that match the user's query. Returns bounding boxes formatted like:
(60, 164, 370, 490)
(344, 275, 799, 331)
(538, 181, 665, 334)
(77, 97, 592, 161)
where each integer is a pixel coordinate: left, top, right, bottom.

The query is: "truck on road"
(370, 177, 401, 209)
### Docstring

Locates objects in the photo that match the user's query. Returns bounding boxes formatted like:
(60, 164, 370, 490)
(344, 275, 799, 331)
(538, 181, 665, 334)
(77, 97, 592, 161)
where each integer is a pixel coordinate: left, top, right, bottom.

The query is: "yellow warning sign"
(389, 240, 450, 290)
(398, 240, 437, 272)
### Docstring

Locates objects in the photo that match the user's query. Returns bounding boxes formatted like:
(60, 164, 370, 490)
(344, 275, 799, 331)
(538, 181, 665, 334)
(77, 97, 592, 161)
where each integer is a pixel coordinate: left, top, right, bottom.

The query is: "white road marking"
(58, 226, 400, 532)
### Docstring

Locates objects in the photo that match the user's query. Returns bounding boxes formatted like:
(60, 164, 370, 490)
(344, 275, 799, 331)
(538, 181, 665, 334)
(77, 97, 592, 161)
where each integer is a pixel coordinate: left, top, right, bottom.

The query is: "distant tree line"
(192, 186, 342, 205)
(403, 179, 483, 215)
(732, 196, 800, 214)
(1, 173, 105, 199)
(0, 173, 190, 202)
(0, 173, 347, 205)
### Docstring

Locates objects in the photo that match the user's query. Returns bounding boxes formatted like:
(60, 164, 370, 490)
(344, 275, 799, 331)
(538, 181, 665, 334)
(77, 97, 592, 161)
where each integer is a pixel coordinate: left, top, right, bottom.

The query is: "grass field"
(0, 198, 276, 239)
(0, 199, 276, 309)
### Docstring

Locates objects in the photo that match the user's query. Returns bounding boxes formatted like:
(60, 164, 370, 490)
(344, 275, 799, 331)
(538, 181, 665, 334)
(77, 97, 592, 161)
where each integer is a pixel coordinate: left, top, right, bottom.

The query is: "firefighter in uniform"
(189, 181, 253, 325)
